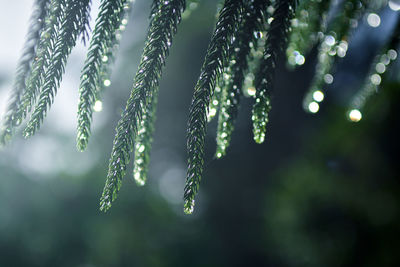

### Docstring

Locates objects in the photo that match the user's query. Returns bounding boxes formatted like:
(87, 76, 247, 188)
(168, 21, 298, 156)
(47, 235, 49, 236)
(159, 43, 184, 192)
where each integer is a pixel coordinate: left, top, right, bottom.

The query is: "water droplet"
(312, 90, 324, 102)
(324, 74, 334, 84)
(308, 102, 319, 113)
(348, 109, 362, 122)
(388, 49, 397, 60)
(103, 79, 111, 87)
(93, 100, 103, 112)
(367, 13, 381, 28)
(184, 199, 195, 214)
(324, 35, 335, 46)
(389, 0, 400, 11)
(376, 62, 386, 74)
(295, 54, 305, 65)
(138, 144, 145, 153)
(370, 74, 381, 85)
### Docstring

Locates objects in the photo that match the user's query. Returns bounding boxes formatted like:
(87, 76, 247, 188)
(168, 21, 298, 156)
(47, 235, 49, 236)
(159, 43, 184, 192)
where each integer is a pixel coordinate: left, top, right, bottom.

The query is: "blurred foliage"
(266, 81, 400, 266)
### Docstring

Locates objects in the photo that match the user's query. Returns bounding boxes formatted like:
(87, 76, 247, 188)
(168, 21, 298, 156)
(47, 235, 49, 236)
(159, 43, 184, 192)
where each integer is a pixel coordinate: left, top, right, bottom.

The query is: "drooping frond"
(132, 94, 158, 186)
(99, 0, 185, 212)
(286, 0, 331, 67)
(303, 0, 367, 111)
(207, 3, 233, 123)
(23, 0, 91, 137)
(94, 2, 131, 99)
(348, 16, 400, 119)
(132, 0, 160, 183)
(216, 0, 269, 158)
(0, 0, 49, 145)
(252, 0, 297, 144)
(13, 0, 66, 127)
(77, 0, 132, 152)
(185, 0, 245, 214)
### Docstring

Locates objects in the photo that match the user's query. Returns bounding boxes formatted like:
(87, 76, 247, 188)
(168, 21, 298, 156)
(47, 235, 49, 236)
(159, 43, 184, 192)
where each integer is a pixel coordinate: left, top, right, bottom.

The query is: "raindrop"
(367, 13, 381, 28)
(389, 0, 400, 11)
(348, 109, 362, 122)
(308, 101, 319, 113)
(312, 91, 324, 102)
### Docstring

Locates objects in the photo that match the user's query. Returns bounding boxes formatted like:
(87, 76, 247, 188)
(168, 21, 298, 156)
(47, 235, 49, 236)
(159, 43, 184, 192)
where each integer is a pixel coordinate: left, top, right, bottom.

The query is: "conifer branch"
(252, 0, 297, 144)
(99, 0, 185, 212)
(185, 0, 245, 214)
(77, 0, 132, 151)
(15, 0, 66, 124)
(23, 0, 91, 138)
(216, 0, 268, 158)
(0, 0, 49, 145)
(205, 1, 236, 123)
(349, 17, 400, 113)
(2, 0, 396, 216)
(206, 4, 232, 123)
(133, 94, 158, 186)
(95, 2, 131, 99)
(303, 0, 366, 111)
(286, 0, 331, 67)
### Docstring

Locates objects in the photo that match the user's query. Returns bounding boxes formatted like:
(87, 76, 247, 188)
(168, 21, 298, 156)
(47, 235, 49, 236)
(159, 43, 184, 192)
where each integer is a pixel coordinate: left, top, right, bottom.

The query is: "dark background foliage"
(0, 0, 399, 266)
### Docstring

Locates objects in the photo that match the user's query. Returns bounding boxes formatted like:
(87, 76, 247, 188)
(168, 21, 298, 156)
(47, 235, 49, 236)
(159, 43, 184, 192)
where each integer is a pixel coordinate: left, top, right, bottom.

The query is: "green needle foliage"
(286, 0, 331, 67)
(16, 0, 66, 125)
(303, 0, 367, 110)
(99, 0, 185, 212)
(2, 0, 400, 214)
(185, 0, 245, 214)
(24, 0, 91, 138)
(252, 0, 298, 144)
(206, 5, 227, 124)
(349, 16, 400, 115)
(133, 94, 158, 186)
(77, 0, 132, 151)
(215, 0, 269, 158)
(0, 0, 49, 145)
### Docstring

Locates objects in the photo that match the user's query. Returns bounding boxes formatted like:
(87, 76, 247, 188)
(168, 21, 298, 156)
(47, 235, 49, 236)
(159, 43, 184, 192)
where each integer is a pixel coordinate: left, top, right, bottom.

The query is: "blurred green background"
(0, 1, 399, 266)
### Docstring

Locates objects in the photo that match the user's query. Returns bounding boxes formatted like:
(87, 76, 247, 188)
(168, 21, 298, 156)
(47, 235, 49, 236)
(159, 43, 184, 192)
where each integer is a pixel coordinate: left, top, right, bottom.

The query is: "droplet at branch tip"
(184, 199, 195, 214)
(77, 137, 88, 152)
(23, 128, 33, 139)
(133, 170, 146, 186)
